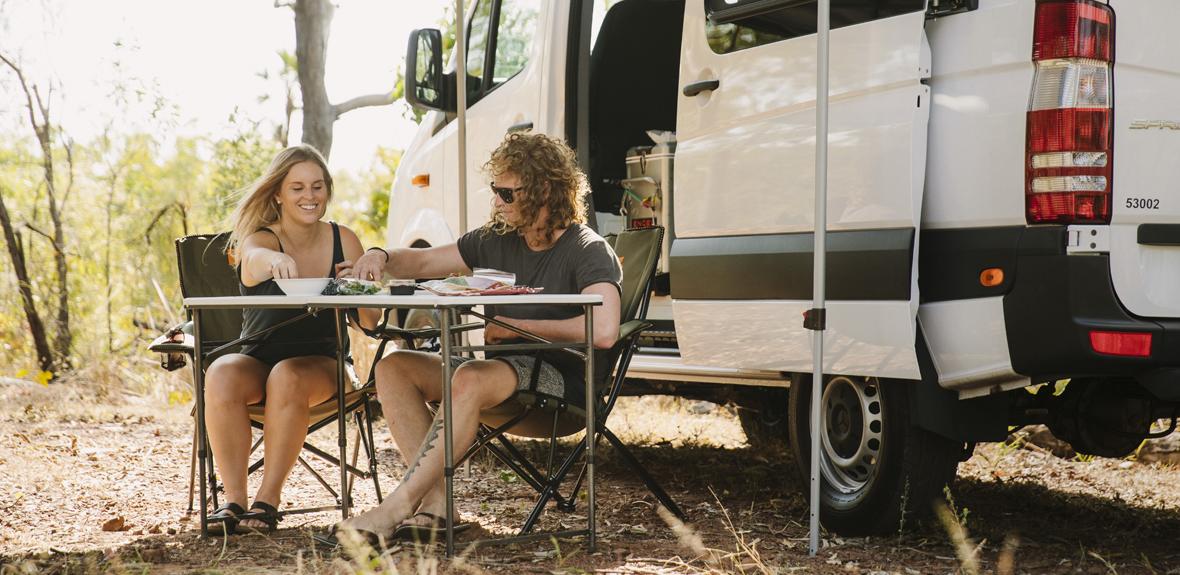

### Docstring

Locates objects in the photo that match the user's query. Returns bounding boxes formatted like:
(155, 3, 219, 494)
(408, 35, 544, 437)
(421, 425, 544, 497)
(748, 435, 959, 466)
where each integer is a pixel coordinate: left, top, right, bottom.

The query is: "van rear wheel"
(788, 374, 961, 535)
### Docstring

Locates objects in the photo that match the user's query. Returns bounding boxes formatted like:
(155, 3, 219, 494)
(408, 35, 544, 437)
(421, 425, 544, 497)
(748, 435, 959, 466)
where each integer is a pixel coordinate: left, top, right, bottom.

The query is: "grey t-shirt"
(456, 223, 622, 386)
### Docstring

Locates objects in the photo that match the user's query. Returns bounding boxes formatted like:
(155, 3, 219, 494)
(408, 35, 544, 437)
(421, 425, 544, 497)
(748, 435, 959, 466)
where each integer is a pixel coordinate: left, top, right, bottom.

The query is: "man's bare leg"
(338, 359, 517, 536)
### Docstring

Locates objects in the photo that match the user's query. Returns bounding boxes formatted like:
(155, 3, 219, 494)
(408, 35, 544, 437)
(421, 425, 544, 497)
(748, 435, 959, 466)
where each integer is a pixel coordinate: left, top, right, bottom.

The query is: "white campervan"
(391, 0, 1180, 534)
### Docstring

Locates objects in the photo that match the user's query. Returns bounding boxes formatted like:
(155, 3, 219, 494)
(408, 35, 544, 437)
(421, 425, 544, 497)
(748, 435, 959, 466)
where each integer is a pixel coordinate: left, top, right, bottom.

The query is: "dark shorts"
(451, 354, 586, 408)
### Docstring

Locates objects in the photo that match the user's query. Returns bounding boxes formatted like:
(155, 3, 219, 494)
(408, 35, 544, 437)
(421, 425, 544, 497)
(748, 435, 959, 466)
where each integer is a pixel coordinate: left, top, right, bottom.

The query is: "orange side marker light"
(980, 268, 1004, 287)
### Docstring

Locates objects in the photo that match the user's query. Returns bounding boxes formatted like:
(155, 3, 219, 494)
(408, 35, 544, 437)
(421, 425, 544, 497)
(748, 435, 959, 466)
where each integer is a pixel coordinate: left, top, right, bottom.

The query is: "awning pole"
(808, 0, 831, 558)
(455, 0, 468, 235)
(445, 0, 468, 559)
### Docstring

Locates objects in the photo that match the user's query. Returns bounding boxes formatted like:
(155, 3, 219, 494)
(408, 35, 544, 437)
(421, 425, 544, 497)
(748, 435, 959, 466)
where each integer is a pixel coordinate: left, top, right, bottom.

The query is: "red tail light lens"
(1026, 0, 1114, 225)
(1027, 108, 1110, 153)
(1090, 330, 1152, 357)
(1033, 1, 1113, 61)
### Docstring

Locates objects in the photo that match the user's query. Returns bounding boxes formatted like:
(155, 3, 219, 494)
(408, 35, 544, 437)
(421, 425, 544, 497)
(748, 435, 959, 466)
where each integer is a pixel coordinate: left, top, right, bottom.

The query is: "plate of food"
(275, 278, 332, 296)
(418, 269, 542, 296)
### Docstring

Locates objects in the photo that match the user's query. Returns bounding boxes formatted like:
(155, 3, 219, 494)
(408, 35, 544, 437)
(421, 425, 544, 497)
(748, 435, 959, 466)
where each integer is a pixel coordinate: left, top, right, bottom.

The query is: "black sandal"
(207, 502, 246, 536)
(241, 501, 282, 533)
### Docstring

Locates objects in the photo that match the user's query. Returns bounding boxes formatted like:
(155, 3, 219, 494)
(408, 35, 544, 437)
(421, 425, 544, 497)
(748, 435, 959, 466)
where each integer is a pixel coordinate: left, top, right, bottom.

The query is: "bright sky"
(1, 0, 451, 173)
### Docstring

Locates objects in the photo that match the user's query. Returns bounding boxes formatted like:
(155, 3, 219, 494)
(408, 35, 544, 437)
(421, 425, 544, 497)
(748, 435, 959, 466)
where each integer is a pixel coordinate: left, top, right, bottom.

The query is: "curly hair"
(482, 132, 588, 240)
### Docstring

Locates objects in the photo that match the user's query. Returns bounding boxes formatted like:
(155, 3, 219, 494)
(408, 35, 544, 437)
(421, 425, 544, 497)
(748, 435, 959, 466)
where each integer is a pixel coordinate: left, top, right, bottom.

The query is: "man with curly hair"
(334, 132, 622, 542)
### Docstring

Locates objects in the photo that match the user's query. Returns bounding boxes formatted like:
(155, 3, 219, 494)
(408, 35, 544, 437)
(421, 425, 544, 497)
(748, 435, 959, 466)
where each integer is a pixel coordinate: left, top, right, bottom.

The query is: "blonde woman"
(204, 144, 376, 534)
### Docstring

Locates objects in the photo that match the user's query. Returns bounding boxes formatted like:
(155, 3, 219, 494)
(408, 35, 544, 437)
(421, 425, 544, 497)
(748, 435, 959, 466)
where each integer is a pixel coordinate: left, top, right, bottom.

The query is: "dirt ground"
(4, 365, 1180, 574)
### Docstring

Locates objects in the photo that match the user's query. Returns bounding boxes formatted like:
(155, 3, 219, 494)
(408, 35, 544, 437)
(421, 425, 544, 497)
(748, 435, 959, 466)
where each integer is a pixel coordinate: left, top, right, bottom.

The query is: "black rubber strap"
(247, 501, 282, 526)
(527, 354, 545, 393)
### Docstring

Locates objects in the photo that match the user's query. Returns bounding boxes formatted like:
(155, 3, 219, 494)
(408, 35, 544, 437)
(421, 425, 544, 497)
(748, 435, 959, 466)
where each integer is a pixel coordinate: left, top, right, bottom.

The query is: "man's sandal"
(207, 502, 247, 536)
(393, 511, 472, 542)
(313, 523, 395, 551)
(241, 501, 282, 533)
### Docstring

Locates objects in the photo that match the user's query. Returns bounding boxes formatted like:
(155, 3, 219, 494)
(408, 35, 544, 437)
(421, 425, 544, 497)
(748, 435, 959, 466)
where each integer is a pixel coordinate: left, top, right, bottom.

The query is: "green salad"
(321, 278, 382, 296)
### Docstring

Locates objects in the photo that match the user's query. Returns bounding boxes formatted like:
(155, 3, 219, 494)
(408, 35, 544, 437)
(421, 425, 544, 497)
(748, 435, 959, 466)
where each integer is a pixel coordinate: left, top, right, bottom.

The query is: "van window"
(466, 0, 493, 85)
(704, 0, 925, 55)
(492, 0, 541, 85)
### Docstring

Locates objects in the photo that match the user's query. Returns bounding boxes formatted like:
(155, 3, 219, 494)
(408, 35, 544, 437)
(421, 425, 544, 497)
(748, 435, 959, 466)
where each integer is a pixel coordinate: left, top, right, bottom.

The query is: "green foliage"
(209, 126, 282, 226)
(0, 122, 366, 377)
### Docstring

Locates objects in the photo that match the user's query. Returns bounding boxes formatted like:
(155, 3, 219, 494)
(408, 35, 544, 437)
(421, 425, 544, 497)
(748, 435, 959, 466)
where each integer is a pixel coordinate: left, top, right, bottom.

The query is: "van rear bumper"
(1001, 227, 1180, 380)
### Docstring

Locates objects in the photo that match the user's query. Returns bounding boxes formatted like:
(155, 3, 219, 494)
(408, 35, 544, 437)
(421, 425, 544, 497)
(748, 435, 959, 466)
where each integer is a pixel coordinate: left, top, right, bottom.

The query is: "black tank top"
(239, 222, 348, 365)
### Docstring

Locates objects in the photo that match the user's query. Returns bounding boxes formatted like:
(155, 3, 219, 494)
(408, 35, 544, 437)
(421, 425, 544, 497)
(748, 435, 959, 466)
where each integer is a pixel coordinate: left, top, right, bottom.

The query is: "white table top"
(183, 292, 603, 309)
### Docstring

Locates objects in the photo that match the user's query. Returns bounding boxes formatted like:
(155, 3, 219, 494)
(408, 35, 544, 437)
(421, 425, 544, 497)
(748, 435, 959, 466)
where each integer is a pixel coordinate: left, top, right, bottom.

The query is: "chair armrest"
(149, 321, 195, 371)
(148, 321, 194, 354)
(617, 319, 653, 344)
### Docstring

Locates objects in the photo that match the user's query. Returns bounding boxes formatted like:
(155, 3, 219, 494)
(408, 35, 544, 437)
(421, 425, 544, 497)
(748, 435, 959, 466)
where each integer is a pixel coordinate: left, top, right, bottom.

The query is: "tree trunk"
(294, 0, 335, 158)
(0, 187, 55, 373)
(2, 52, 70, 372)
(105, 180, 115, 353)
(36, 120, 72, 369)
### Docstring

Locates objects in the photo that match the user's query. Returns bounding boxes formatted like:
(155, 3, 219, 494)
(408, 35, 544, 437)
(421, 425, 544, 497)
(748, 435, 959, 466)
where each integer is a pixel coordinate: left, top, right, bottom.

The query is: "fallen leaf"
(101, 516, 126, 532)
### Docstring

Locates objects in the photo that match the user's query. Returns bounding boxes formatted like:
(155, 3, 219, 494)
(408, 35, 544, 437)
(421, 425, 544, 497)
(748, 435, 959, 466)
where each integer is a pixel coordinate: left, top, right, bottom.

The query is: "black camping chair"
(147, 233, 383, 533)
(364, 226, 685, 537)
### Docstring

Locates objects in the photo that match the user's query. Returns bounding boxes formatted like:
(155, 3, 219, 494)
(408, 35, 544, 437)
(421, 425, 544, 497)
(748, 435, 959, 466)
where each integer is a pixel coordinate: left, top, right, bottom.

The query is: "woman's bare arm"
(239, 231, 295, 287)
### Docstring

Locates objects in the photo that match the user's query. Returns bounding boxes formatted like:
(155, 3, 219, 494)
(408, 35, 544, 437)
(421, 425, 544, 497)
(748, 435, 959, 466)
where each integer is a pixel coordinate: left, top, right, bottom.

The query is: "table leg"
(193, 310, 209, 537)
(439, 309, 455, 557)
(335, 309, 350, 519)
(584, 304, 596, 552)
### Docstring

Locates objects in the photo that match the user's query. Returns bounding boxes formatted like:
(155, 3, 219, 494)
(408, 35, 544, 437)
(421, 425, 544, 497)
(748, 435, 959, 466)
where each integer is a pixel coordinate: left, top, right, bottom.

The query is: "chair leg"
(363, 399, 383, 503)
(203, 428, 220, 511)
(518, 441, 587, 535)
(489, 435, 574, 510)
(298, 455, 341, 501)
(345, 423, 362, 509)
(601, 426, 687, 521)
(188, 424, 198, 514)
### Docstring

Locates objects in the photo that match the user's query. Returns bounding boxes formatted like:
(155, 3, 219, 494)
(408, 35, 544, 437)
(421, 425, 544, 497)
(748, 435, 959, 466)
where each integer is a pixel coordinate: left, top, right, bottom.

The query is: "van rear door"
(671, 0, 931, 379)
(1106, 0, 1180, 319)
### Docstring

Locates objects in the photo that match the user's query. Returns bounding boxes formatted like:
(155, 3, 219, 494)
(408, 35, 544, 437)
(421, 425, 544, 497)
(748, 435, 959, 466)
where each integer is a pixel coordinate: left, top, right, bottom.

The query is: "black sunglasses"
(491, 184, 524, 204)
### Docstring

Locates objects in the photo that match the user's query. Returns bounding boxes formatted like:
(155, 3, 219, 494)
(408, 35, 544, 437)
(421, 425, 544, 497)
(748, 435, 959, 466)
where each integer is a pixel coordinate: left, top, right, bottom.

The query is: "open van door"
(671, 0, 931, 381)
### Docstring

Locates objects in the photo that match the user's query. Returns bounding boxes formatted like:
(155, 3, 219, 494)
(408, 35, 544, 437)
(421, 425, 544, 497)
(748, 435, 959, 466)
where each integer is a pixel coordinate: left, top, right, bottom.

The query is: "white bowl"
(274, 278, 331, 296)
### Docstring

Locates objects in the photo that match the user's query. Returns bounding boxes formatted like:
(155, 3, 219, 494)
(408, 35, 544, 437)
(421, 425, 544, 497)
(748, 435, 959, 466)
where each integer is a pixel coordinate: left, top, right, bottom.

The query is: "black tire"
(736, 388, 791, 453)
(788, 373, 961, 535)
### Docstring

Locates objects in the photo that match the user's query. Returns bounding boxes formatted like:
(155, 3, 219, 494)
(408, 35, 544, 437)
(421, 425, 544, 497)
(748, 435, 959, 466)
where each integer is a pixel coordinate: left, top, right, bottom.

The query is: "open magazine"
(419, 268, 543, 296)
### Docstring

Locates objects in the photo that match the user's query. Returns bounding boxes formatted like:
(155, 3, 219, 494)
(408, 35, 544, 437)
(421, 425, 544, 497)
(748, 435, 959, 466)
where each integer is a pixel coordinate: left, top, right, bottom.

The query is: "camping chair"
(367, 226, 685, 539)
(147, 232, 383, 534)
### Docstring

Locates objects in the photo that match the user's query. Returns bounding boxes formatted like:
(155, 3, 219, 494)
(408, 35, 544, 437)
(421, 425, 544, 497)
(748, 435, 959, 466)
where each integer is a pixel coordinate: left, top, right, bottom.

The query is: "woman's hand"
(352, 248, 388, 282)
(268, 252, 298, 279)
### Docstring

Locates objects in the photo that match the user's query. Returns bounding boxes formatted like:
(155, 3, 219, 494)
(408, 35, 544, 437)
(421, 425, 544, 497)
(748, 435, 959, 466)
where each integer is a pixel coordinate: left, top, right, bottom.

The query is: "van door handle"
(682, 79, 720, 97)
(507, 121, 533, 133)
(1138, 224, 1180, 246)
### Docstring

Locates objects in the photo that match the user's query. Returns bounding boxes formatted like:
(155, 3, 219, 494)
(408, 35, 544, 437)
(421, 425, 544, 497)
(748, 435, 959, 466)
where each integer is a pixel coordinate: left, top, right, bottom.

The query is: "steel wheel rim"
(818, 376, 884, 495)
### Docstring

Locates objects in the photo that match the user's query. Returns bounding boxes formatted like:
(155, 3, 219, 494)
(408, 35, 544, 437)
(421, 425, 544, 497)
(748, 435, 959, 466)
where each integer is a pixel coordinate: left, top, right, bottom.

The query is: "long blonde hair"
(225, 144, 333, 261)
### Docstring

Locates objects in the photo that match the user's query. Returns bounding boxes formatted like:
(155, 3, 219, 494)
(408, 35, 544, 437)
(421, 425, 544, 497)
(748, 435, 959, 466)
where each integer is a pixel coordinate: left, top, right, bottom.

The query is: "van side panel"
(918, 0, 1033, 391)
(922, 0, 1034, 230)
(675, 299, 923, 379)
(671, 0, 929, 380)
(676, 8, 931, 237)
